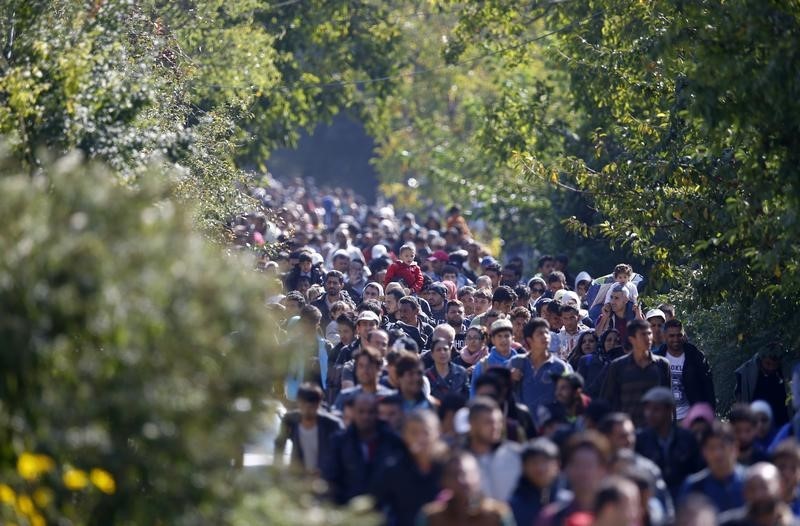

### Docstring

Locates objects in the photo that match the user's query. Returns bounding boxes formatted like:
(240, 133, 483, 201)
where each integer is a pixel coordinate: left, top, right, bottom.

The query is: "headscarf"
(442, 280, 457, 301)
(364, 281, 384, 298)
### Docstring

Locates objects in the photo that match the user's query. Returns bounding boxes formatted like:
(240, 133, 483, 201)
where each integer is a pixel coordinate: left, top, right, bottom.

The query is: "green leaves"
(447, 0, 800, 353)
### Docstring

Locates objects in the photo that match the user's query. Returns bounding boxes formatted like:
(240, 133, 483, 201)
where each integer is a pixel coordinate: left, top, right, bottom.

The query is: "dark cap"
(424, 282, 448, 298)
(522, 438, 560, 462)
(641, 386, 675, 406)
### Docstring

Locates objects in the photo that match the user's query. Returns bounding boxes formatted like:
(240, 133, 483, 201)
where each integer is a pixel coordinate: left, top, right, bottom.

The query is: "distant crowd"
(236, 176, 800, 526)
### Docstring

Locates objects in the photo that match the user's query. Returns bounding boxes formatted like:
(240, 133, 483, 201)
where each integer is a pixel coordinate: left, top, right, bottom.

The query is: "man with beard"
(445, 299, 468, 351)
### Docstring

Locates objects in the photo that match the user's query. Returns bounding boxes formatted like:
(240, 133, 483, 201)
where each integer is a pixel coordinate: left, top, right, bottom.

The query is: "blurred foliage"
(0, 0, 403, 234)
(443, 1, 800, 355)
(363, 1, 633, 275)
(0, 150, 376, 524)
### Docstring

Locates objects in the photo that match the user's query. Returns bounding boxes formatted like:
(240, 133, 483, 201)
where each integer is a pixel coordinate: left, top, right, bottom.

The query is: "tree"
(446, 1, 800, 354)
(0, 0, 404, 233)
(0, 149, 375, 524)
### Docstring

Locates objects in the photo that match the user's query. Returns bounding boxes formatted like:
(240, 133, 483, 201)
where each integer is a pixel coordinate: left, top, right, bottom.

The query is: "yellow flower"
(30, 514, 46, 526)
(62, 469, 89, 490)
(33, 487, 54, 508)
(0, 483, 15, 504)
(89, 468, 116, 495)
(16, 453, 55, 481)
(16, 494, 34, 515)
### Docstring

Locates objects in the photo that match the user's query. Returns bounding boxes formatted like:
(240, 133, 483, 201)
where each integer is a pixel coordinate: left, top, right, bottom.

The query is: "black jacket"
(509, 478, 556, 526)
(636, 425, 703, 499)
(654, 342, 716, 409)
(311, 291, 356, 327)
(274, 410, 344, 471)
(373, 448, 444, 526)
(283, 266, 324, 291)
(322, 422, 404, 505)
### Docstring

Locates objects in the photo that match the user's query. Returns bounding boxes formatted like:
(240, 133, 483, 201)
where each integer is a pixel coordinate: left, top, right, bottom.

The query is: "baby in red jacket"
(384, 244, 425, 293)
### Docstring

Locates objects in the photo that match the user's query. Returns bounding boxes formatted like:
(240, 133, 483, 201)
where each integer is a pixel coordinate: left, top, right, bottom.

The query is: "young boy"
(509, 438, 560, 526)
(384, 244, 425, 293)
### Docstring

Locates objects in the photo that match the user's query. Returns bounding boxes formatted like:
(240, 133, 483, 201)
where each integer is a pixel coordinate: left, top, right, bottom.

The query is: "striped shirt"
(600, 352, 671, 427)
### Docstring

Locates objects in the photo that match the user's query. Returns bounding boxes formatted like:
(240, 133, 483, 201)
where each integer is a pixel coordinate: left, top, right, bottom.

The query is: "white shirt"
(298, 424, 319, 472)
(666, 353, 690, 420)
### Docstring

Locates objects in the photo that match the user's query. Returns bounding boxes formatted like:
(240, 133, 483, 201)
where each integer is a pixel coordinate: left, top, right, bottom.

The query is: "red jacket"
(384, 261, 424, 293)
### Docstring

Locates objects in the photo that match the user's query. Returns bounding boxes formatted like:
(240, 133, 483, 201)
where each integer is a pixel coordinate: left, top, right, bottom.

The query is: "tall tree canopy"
(442, 0, 800, 351)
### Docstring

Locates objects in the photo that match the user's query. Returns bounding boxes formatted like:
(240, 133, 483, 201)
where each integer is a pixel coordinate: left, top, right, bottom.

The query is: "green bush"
(0, 150, 374, 525)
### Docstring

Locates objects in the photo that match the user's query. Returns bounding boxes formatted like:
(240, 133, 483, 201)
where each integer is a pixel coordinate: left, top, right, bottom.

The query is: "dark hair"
(537, 255, 555, 269)
(378, 394, 403, 408)
(491, 285, 517, 303)
(513, 285, 531, 302)
(466, 325, 486, 340)
(510, 306, 532, 322)
(398, 295, 420, 311)
(457, 286, 476, 299)
(324, 270, 345, 284)
(437, 393, 467, 420)
(729, 403, 758, 426)
(299, 305, 322, 326)
(626, 319, 651, 339)
(594, 477, 635, 514)
(771, 439, 800, 463)
(562, 430, 612, 467)
(523, 317, 550, 340)
(297, 382, 324, 403)
(446, 299, 464, 311)
(473, 374, 502, 396)
(468, 396, 500, 420)
(613, 263, 633, 277)
(336, 311, 357, 330)
(598, 412, 632, 436)
(395, 352, 422, 377)
(285, 291, 307, 307)
(545, 301, 562, 316)
(357, 300, 383, 316)
(297, 252, 313, 263)
(386, 289, 405, 302)
(600, 328, 621, 349)
(484, 263, 502, 275)
(474, 289, 492, 301)
(561, 305, 579, 316)
(527, 277, 547, 290)
(700, 421, 736, 447)
(569, 330, 598, 367)
(547, 271, 566, 284)
(354, 346, 383, 367)
(663, 319, 683, 332)
(442, 265, 459, 276)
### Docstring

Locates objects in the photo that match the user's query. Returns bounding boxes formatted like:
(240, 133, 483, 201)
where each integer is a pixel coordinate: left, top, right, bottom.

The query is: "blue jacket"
(679, 465, 746, 512)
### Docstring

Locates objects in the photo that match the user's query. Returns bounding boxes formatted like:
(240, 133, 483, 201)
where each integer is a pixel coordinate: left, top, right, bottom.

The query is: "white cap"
(371, 244, 388, 260)
(645, 308, 666, 320)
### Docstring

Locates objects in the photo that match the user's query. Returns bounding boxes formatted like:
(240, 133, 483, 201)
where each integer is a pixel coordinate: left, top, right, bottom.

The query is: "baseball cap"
(641, 386, 675, 405)
(645, 308, 666, 320)
(522, 438, 560, 462)
(490, 318, 513, 336)
(480, 256, 498, 267)
(427, 250, 449, 263)
(556, 290, 581, 308)
(356, 311, 380, 324)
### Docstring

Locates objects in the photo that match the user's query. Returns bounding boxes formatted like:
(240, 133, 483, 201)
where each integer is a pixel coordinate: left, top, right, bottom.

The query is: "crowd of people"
(239, 177, 800, 526)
